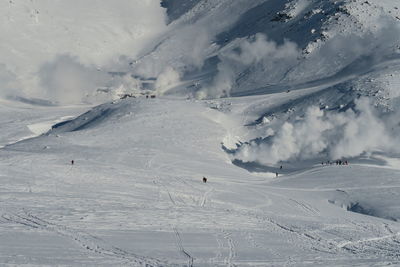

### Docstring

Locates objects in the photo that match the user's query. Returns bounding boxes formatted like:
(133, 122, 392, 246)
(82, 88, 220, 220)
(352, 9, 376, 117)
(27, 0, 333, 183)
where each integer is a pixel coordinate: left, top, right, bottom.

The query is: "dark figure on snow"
(203, 177, 207, 183)
(276, 172, 279, 177)
(280, 165, 283, 169)
(71, 160, 74, 165)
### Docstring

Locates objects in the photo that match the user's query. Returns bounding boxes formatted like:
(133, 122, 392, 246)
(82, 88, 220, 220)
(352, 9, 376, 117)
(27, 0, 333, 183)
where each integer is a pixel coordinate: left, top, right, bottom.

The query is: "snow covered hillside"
(1, 0, 400, 266)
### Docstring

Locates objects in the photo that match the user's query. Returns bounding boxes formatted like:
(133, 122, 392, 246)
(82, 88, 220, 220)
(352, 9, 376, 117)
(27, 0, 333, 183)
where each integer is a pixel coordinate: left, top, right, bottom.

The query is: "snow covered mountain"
(1, 0, 400, 266)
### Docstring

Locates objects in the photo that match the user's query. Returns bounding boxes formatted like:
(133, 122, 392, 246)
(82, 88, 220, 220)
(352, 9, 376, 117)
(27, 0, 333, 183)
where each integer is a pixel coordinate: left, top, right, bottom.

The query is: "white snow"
(1, 0, 400, 266)
(1, 94, 400, 266)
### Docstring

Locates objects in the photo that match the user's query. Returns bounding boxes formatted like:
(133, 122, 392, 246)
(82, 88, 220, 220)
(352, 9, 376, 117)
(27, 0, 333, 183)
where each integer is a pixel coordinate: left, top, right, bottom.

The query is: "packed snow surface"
(2, 96, 400, 266)
(1, 0, 400, 266)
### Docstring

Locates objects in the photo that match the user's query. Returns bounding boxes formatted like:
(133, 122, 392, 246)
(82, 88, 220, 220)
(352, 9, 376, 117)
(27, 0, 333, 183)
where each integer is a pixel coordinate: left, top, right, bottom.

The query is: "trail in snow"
(1, 210, 166, 267)
(173, 227, 194, 267)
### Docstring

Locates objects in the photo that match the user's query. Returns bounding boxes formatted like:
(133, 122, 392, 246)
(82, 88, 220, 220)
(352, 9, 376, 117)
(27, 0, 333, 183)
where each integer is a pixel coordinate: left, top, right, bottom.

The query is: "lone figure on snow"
(203, 177, 207, 183)
(71, 160, 74, 165)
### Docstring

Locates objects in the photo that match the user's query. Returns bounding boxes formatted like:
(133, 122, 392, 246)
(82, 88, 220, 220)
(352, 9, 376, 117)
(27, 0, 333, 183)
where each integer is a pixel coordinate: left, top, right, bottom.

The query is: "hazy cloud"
(234, 98, 397, 165)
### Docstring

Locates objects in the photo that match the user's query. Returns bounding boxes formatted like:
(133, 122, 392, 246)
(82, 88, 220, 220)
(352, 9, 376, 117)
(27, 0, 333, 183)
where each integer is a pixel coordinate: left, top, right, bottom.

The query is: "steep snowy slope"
(1, 0, 398, 105)
(134, 0, 400, 168)
(134, 0, 400, 99)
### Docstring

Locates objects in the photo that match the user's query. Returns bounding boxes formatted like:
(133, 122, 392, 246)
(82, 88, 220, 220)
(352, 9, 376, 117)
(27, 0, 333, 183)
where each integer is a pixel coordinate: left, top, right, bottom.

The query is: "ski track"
(334, 220, 400, 259)
(222, 230, 237, 267)
(173, 227, 194, 267)
(1, 210, 166, 267)
(210, 231, 224, 265)
(200, 186, 214, 207)
(256, 213, 341, 255)
(289, 198, 320, 216)
(154, 176, 177, 206)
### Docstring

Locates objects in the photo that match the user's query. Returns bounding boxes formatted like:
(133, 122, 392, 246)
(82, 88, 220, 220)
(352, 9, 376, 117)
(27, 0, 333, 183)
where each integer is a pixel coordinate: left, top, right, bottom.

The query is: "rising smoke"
(0, 0, 167, 104)
(196, 33, 299, 99)
(0, 64, 19, 99)
(234, 98, 397, 165)
(38, 55, 109, 105)
(154, 66, 181, 96)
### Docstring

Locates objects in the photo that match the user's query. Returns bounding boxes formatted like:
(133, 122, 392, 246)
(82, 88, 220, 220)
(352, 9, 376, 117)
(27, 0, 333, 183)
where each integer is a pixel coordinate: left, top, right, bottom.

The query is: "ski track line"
(173, 176, 201, 206)
(210, 231, 224, 265)
(259, 215, 339, 255)
(222, 230, 237, 267)
(289, 198, 320, 216)
(173, 227, 194, 267)
(166, 188, 177, 206)
(326, 220, 400, 259)
(154, 176, 177, 206)
(172, 176, 214, 207)
(1, 210, 166, 267)
(201, 186, 214, 207)
(337, 232, 400, 249)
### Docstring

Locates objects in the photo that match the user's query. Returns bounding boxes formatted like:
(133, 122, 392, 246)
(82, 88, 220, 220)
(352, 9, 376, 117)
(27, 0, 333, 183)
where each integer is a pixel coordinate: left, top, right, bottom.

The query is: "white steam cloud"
(234, 98, 396, 165)
(0, 0, 167, 104)
(39, 55, 109, 105)
(132, 24, 217, 80)
(155, 66, 181, 96)
(108, 74, 143, 100)
(0, 64, 19, 98)
(197, 33, 299, 99)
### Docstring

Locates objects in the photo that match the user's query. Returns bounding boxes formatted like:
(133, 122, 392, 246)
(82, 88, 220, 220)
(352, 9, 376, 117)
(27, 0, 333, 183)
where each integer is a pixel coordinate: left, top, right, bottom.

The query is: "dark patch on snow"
(215, 0, 342, 49)
(161, 0, 200, 23)
(231, 158, 314, 175)
(7, 95, 55, 106)
(48, 100, 132, 133)
(348, 202, 398, 222)
(51, 120, 74, 130)
(70, 108, 115, 132)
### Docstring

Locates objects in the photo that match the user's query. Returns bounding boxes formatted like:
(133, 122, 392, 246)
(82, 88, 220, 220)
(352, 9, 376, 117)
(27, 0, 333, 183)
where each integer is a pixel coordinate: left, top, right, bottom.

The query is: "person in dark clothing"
(203, 177, 207, 183)
(71, 160, 74, 165)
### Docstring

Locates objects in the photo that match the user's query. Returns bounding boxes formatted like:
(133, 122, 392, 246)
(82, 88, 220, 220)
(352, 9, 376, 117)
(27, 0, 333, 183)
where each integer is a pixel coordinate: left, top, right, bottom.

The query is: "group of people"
(275, 160, 350, 178)
(322, 160, 349, 166)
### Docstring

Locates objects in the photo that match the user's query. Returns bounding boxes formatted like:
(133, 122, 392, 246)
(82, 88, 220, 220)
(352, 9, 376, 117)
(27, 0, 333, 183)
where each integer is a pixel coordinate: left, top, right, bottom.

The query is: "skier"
(276, 172, 279, 177)
(203, 177, 207, 183)
(71, 160, 74, 165)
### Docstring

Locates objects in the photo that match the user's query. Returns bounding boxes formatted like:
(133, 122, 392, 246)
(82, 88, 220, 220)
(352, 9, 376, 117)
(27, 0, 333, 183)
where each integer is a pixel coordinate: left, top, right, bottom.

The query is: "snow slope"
(1, 0, 400, 266)
(135, 0, 400, 99)
(2, 96, 400, 266)
(0, 0, 167, 103)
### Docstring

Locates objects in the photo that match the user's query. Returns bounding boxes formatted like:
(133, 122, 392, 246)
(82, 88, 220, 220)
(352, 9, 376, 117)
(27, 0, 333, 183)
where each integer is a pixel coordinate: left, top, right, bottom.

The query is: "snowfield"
(1, 0, 400, 266)
(2, 95, 400, 266)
